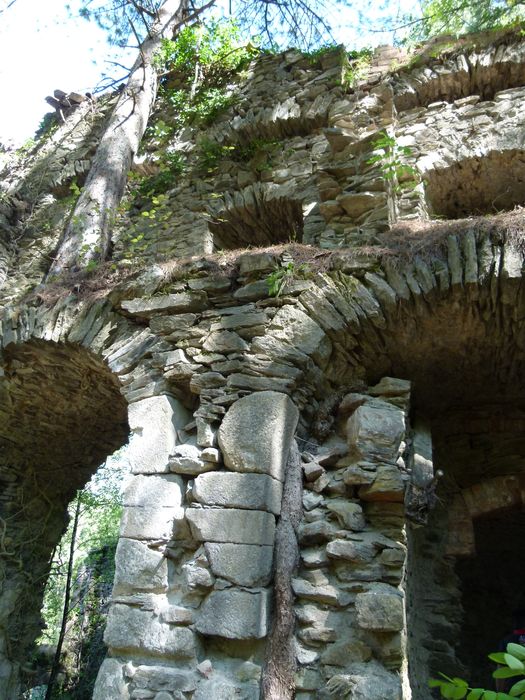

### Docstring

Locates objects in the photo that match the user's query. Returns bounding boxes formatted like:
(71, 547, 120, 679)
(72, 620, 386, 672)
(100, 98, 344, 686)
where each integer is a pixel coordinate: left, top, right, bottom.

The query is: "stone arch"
(213, 225, 525, 697)
(0, 336, 129, 697)
(392, 35, 525, 111)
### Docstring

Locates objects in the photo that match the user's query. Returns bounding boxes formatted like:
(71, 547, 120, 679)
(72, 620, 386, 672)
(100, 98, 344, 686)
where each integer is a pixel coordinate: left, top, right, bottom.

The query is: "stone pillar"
(292, 377, 411, 699)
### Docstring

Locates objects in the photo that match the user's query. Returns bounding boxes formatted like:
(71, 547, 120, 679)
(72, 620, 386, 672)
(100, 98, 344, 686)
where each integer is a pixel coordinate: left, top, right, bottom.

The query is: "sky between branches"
(0, 0, 419, 145)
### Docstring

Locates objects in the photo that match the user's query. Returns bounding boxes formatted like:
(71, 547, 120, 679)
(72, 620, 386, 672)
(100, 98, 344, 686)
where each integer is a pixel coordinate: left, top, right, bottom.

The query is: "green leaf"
(467, 691, 484, 700)
(510, 679, 525, 696)
(493, 668, 524, 679)
(430, 679, 445, 688)
(482, 692, 497, 700)
(490, 653, 509, 664)
(508, 645, 525, 661)
(505, 655, 525, 671)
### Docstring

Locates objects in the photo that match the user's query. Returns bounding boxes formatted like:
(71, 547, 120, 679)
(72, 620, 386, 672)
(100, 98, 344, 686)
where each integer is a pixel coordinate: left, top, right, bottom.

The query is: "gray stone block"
(218, 391, 298, 481)
(205, 543, 274, 586)
(346, 399, 405, 462)
(105, 604, 197, 658)
(355, 585, 404, 631)
(193, 472, 283, 514)
(132, 665, 198, 692)
(123, 474, 183, 507)
(127, 395, 190, 474)
(186, 508, 275, 545)
(92, 658, 129, 700)
(120, 506, 185, 540)
(113, 538, 168, 593)
(195, 588, 270, 639)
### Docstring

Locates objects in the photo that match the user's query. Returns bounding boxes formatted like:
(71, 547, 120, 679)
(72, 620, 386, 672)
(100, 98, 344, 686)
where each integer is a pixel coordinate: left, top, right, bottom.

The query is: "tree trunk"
(47, 0, 190, 277)
(261, 441, 303, 700)
(45, 494, 82, 700)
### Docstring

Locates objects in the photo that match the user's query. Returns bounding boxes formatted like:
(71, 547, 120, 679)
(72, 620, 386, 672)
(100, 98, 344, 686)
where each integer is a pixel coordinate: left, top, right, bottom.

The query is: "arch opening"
(0, 339, 129, 698)
(424, 149, 525, 219)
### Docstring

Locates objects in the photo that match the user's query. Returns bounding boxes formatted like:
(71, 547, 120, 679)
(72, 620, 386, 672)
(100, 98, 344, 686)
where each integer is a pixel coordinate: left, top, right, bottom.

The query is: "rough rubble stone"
(168, 444, 216, 475)
(205, 543, 274, 586)
(267, 305, 332, 367)
(127, 395, 189, 474)
(193, 472, 283, 514)
(218, 391, 299, 481)
(359, 463, 405, 501)
(186, 508, 276, 545)
(195, 588, 270, 639)
(355, 585, 404, 631)
(132, 665, 198, 692)
(346, 399, 405, 462)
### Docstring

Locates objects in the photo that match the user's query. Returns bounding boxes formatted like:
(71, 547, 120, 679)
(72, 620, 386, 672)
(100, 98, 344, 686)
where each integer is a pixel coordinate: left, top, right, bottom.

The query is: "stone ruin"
(1, 26, 525, 699)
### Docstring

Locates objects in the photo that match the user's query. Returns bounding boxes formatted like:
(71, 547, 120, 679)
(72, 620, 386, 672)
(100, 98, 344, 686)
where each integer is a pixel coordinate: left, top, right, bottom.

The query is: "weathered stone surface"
(218, 391, 299, 481)
(339, 191, 387, 217)
(121, 291, 207, 317)
(325, 661, 401, 699)
(195, 588, 270, 639)
(355, 585, 404, 631)
(205, 543, 274, 586)
(193, 676, 259, 700)
(325, 499, 366, 530)
(193, 472, 283, 514)
(105, 605, 197, 658)
(359, 463, 405, 501)
(123, 474, 183, 507)
(292, 577, 350, 606)
(120, 506, 185, 540)
(326, 538, 377, 563)
(133, 665, 198, 692)
(168, 445, 216, 475)
(93, 658, 129, 700)
(267, 305, 332, 366)
(346, 399, 405, 462)
(203, 330, 248, 353)
(127, 396, 189, 474)
(186, 508, 276, 545)
(369, 376, 411, 397)
(321, 639, 372, 666)
(113, 538, 168, 593)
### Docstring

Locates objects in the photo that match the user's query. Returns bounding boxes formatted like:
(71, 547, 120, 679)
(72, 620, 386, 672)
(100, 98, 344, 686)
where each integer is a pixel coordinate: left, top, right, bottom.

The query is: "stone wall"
(1, 26, 525, 700)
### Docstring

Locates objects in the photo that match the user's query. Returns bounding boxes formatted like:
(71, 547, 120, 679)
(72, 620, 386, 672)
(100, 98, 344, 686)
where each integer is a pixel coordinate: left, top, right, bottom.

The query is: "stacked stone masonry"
(1, 26, 525, 700)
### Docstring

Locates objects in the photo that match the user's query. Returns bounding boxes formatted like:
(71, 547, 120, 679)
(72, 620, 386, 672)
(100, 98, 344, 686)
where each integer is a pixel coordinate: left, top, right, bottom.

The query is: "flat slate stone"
(186, 508, 275, 545)
(193, 472, 283, 514)
(218, 391, 299, 481)
(121, 291, 208, 317)
(204, 543, 274, 586)
(195, 588, 270, 639)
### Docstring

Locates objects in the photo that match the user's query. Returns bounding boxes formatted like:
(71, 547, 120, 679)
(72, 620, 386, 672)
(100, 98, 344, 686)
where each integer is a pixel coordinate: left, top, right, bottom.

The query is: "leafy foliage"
(430, 643, 525, 699)
(267, 261, 311, 296)
(344, 47, 373, 87)
(367, 131, 417, 188)
(406, 0, 525, 43)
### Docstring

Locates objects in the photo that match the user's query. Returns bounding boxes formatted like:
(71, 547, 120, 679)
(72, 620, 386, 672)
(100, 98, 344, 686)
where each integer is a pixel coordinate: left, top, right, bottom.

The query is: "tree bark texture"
(48, 0, 189, 276)
(261, 440, 303, 700)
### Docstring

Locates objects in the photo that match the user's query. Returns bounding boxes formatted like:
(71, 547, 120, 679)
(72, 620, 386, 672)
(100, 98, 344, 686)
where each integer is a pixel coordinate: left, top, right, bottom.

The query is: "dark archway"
(0, 339, 128, 698)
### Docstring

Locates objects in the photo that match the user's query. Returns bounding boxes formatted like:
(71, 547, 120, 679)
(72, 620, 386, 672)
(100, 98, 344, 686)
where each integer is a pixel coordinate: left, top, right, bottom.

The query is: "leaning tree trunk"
(47, 0, 190, 277)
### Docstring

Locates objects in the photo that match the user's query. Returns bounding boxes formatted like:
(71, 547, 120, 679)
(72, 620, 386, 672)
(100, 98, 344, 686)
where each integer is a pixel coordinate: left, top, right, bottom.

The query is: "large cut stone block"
(133, 665, 198, 693)
(186, 508, 275, 545)
(346, 399, 405, 462)
(355, 585, 404, 631)
(113, 538, 168, 593)
(193, 472, 283, 514)
(123, 474, 183, 507)
(205, 543, 274, 586)
(120, 505, 185, 540)
(218, 391, 299, 481)
(195, 588, 270, 639)
(127, 395, 190, 474)
(105, 604, 197, 658)
(93, 658, 129, 700)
